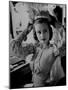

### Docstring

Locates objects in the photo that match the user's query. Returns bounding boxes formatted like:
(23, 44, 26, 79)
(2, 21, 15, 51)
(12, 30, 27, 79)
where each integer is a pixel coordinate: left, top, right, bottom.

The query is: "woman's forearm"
(15, 23, 33, 43)
(15, 29, 29, 43)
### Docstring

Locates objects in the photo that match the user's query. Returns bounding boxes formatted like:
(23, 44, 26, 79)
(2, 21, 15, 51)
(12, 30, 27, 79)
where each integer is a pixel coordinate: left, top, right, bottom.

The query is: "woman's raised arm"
(10, 23, 35, 58)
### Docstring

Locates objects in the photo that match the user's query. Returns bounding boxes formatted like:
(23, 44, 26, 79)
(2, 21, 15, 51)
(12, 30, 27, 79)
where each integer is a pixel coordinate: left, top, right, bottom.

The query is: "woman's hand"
(10, 39, 23, 58)
(10, 40, 21, 51)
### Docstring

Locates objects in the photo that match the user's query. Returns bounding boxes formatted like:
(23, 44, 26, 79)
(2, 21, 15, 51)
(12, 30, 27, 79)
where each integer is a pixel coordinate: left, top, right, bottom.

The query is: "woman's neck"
(39, 42, 48, 49)
(35, 41, 49, 49)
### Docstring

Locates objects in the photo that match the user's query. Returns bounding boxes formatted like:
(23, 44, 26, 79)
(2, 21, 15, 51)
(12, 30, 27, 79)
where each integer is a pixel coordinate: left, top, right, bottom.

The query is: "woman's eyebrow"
(43, 29, 47, 32)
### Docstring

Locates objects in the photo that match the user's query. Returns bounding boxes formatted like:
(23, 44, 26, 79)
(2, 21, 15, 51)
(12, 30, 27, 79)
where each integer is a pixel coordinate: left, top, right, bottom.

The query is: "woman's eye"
(44, 30, 47, 33)
(38, 31, 41, 34)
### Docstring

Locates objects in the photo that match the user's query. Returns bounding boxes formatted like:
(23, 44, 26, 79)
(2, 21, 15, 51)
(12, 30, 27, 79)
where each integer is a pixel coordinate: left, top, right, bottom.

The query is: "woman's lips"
(41, 39, 46, 41)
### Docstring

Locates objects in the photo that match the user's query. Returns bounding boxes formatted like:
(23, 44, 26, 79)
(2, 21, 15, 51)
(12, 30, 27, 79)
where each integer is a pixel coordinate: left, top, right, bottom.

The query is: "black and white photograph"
(9, 1, 66, 89)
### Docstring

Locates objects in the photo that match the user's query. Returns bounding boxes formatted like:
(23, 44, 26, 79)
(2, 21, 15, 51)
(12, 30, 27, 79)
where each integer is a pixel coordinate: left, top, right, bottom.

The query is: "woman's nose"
(40, 33, 44, 38)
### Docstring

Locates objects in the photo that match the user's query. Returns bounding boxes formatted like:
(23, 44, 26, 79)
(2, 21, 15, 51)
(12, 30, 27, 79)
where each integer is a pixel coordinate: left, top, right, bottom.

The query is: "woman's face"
(34, 23, 50, 44)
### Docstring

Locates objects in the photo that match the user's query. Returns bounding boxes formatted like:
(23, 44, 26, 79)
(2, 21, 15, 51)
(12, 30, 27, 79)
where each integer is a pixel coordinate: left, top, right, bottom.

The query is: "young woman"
(10, 11, 65, 87)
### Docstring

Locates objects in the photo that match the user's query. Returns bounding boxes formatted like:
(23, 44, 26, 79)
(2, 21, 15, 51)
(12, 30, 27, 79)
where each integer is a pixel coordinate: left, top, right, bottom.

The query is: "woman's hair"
(33, 18, 53, 42)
